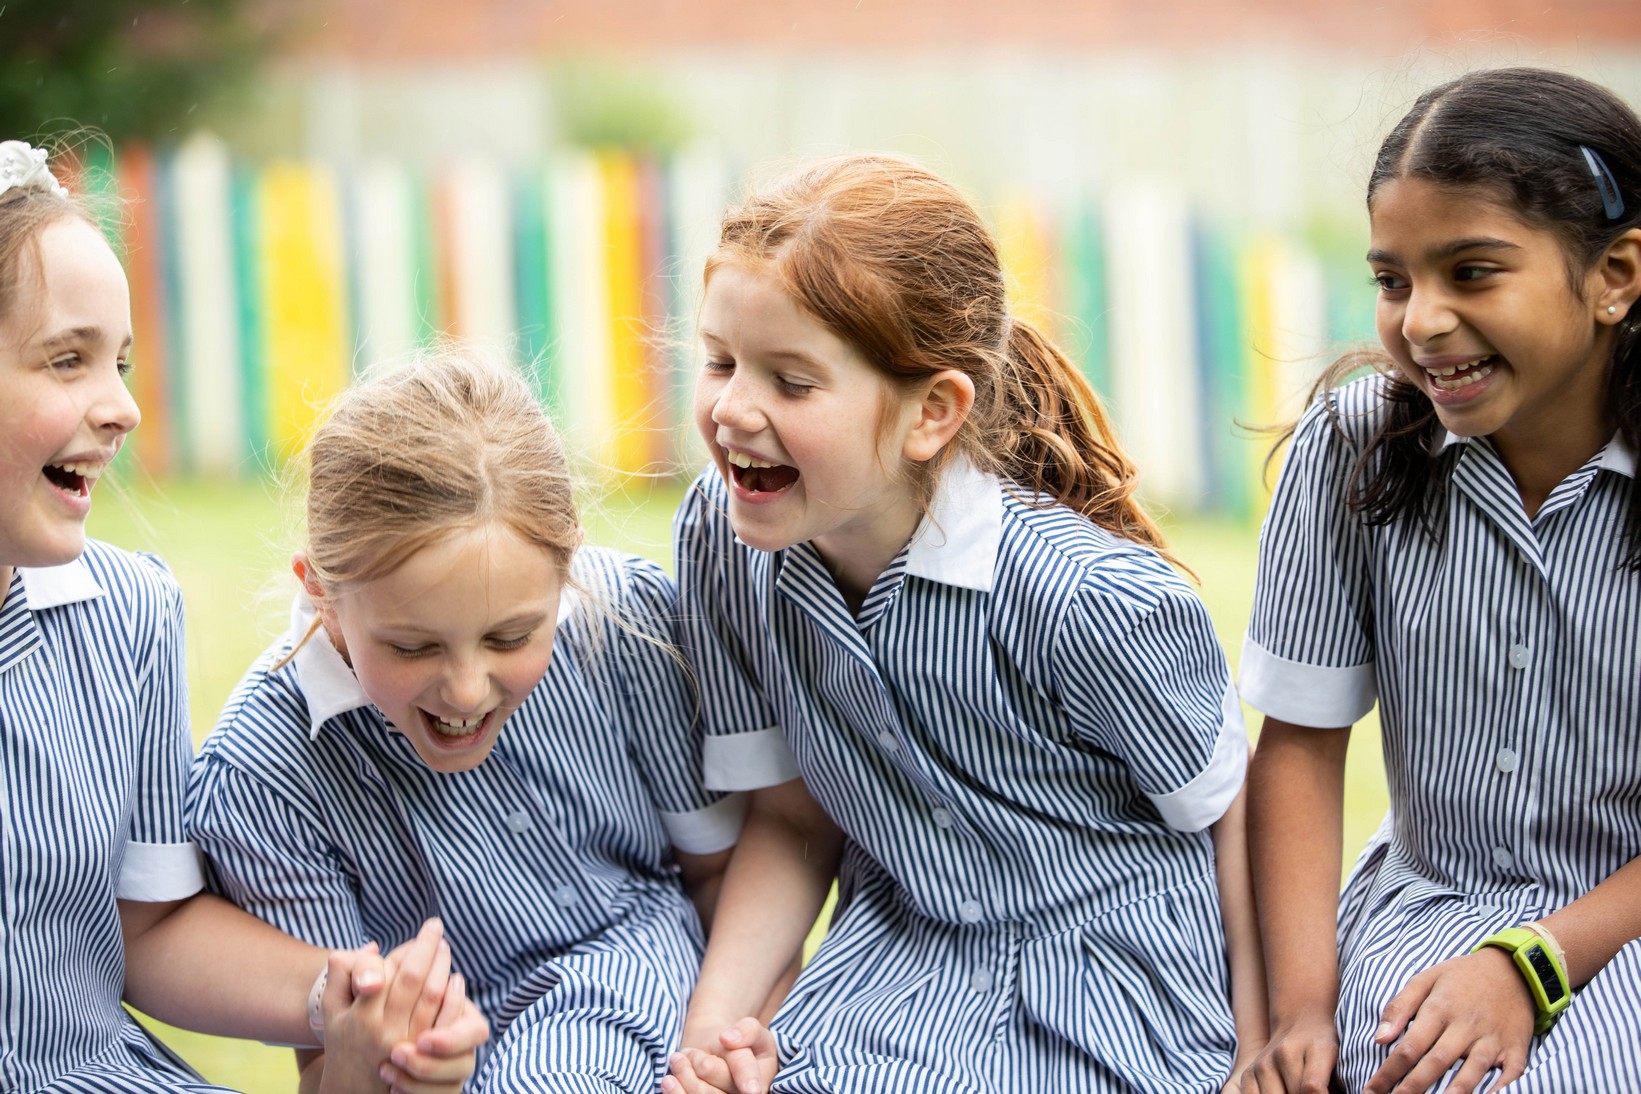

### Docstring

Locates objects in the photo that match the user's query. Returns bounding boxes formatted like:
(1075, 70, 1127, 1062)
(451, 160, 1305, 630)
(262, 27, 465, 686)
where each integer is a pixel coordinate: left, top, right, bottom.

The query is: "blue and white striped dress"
(1241, 376, 1641, 1091)
(185, 547, 744, 1093)
(1, 541, 231, 1093)
(676, 460, 1247, 1093)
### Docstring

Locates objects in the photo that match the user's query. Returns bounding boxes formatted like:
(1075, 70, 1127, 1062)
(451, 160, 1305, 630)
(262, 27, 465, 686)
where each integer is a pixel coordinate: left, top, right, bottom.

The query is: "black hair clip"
(1580, 145, 1626, 221)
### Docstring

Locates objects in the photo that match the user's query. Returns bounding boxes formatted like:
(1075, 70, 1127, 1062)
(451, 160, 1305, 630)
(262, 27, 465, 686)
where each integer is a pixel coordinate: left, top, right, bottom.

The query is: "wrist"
(306, 965, 328, 1046)
(1473, 925, 1571, 1034)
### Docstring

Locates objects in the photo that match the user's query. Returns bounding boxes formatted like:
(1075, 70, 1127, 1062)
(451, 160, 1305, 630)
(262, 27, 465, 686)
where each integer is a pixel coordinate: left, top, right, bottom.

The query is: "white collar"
(901, 456, 1003, 593)
(1433, 428, 1637, 478)
(286, 593, 374, 741)
(286, 583, 584, 741)
(18, 557, 106, 610)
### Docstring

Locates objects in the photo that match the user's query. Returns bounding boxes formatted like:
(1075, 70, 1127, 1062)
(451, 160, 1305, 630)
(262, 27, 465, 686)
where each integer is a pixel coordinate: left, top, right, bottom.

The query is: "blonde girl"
(186, 351, 744, 1092)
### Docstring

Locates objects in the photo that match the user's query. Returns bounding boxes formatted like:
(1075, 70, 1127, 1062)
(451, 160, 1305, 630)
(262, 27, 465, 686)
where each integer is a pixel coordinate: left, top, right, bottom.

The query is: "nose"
(1400, 284, 1458, 346)
(438, 656, 491, 714)
(710, 370, 765, 432)
(94, 366, 141, 437)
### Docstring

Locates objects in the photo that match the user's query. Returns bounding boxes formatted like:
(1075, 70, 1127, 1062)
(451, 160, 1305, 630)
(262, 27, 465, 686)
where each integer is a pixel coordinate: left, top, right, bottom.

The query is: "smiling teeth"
(49, 461, 103, 479)
(725, 450, 776, 469)
(430, 713, 484, 737)
(1430, 358, 1495, 391)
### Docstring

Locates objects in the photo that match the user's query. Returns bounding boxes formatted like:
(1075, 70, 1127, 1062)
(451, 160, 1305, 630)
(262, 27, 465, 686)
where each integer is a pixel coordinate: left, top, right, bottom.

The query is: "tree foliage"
(0, 0, 265, 144)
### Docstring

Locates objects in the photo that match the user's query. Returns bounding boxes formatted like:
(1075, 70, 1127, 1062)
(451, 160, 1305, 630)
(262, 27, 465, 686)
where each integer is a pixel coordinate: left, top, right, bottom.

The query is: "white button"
(958, 900, 983, 923)
(506, 811, 532, 833)
(878, 732, 899, 751)
(552, 885, 579, 907)
(969, 968, 993, 992)
(1492, 846, 1514, 871)
(931, 808, 954, 829)
(1508, 643, 1530, 670)
(1496, 748, 1519, 774)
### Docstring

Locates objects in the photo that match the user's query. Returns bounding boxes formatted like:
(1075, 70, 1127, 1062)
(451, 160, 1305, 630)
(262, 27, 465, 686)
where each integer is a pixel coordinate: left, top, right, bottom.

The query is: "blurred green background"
(89, 476, 1387, 1092)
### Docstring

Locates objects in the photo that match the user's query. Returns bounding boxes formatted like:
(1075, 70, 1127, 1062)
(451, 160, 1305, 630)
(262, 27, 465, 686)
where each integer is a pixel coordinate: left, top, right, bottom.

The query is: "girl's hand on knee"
(1239, 1013, 1337, 1094)
(715, 1018, 780, 1094)
(666, 1048, 737, 1094)
(1362, 950, 1534, 1094)
(666, 1018, 779, 1094)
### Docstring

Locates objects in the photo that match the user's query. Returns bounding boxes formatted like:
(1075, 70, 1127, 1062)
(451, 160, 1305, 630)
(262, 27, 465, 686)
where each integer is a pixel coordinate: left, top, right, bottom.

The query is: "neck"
(0, 564, 11, 608)
(1493, 413, 1615, 519)
(811, 502, 925, 618)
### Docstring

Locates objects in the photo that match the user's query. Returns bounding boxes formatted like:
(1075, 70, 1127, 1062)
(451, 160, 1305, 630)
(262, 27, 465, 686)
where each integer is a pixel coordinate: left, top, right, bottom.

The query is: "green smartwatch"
(1473, 926, 1571, 1034)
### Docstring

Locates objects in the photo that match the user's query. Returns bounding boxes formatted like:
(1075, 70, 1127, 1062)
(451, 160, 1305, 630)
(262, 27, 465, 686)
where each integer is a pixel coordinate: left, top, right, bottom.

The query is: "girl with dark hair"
(1241, 68, 1641, 1093)
(667, 153, 1266, 1094)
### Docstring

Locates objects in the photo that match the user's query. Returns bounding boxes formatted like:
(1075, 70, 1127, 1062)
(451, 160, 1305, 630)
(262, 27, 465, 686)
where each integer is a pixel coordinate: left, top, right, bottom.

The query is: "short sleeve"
(122, 556, 205, 901)
(1055, 562, 1246, 833)
(602, 553, 745, 855)
(186, 753, 368, 950)
(673, 472, 799, 792)
(1240, 390, 1378, 728)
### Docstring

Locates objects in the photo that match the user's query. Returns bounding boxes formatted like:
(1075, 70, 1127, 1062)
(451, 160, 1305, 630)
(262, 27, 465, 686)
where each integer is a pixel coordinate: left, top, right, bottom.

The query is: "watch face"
(1525, 945, 1566, 1004)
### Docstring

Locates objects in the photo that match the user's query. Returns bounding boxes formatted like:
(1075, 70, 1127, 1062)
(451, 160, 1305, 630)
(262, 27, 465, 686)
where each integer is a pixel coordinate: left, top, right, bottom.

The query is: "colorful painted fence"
(85, 133, 1375, 516)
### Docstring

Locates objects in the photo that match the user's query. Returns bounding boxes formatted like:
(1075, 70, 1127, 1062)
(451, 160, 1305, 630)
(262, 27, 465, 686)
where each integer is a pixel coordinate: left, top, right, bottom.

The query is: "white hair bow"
(0, 141, 69, 200)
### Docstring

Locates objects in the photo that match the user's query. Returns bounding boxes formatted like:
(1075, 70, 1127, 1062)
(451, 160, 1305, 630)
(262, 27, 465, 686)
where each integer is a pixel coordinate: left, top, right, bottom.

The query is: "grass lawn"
(83, 476, 1388, 1093)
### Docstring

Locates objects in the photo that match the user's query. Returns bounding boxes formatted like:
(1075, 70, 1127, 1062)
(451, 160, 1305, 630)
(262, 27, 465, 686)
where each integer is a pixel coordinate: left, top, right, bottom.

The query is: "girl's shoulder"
(75, 537, 184, 606)
(1294, 371, 1399, 454)
(568, 544, 676, 615)
(995, 490, 1199, 627)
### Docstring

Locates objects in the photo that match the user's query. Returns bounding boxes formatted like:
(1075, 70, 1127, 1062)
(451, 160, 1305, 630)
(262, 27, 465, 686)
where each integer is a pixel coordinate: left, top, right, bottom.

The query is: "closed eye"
(488, 632, 534, 651)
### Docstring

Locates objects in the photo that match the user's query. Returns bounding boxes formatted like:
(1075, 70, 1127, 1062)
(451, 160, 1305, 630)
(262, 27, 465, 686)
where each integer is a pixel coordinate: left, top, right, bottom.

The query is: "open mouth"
(1428, 355, 1496, 392)
(726, 450, 799, 493)
(421, 708, 493, 748)
(43, 461, 97, 498)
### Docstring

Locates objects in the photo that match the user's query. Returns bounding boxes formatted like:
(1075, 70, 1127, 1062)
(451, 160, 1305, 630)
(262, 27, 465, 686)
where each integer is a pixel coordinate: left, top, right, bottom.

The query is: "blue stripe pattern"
(676, 466, 1243, 1092)
(186, 548, 727, 1090)
(1, 541, 225, 1092)
(1242, 376, 1641, 1089)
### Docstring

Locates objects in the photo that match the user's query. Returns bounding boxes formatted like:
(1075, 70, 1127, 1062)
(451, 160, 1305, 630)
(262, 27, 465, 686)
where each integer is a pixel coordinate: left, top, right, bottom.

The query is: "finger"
(380, 1060, 471, 1094)
(382, 1043, 476, 1087)
(347, 941, 387, 1000)
(668, 1050, 731, 1094)
(1364, 1017, 1439, 1094)
(405, 937, 452, 1037)
(413, 983, 491, 1057)
(1386, 1028, 1467, 1094)
(1447, 1049, 1500, 1094)
(383, 918, 445, 1030)
(1375, 974, 1433, 1045)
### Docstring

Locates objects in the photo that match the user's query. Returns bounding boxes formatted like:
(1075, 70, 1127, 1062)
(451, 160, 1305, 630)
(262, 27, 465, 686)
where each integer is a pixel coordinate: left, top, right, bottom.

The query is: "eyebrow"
(40, 326, 134, 352)
(1366, 237, 1523, 265)
(698, 329, 828, 368)
(374, 610, 552, 637)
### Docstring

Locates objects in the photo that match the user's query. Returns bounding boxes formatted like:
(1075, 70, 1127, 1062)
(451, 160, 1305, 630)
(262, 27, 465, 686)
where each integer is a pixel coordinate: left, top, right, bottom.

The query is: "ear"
(291, 551, 326, 601)
(1595, 228, 1641, 325)
(902, 369, 976, 463)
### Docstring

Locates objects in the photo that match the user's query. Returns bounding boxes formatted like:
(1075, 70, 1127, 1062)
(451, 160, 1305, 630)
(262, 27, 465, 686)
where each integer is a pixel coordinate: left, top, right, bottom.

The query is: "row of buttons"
(504, 811, 580, 907)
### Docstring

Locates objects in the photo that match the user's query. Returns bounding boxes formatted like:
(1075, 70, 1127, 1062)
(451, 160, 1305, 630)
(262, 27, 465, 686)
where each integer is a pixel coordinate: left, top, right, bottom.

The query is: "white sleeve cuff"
(1239, 637, 1377, 728)
(703, 727, 800, 792)
(661, 793, 749, 855)
(1147, 684, 1249, 833)
(117, 840, 206, 902)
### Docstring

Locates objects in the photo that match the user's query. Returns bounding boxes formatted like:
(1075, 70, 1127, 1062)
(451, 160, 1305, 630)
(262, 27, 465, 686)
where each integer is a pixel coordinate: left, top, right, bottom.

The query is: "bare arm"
(681, 778, 843, 1049)
(1240, 716, 1350, 1094)
(120, 891, 325, 1044)
(1211, 783, 1270, 1087)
